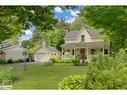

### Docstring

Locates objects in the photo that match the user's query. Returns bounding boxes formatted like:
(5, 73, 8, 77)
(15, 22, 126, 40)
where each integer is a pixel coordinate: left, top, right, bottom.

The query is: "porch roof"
(61, 42, 110, 49)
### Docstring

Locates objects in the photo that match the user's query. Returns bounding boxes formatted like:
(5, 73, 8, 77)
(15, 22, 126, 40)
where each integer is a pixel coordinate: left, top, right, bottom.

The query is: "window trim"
(81, 35, 85, 42)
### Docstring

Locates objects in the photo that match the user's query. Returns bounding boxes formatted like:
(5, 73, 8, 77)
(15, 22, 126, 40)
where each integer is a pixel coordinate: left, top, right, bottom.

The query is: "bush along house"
(61, 27, 110, 64)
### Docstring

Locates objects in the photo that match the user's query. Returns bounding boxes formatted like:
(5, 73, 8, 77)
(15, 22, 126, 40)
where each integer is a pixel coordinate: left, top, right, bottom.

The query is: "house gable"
(35, 46, 49, 54)
(65, 27, 103, 44)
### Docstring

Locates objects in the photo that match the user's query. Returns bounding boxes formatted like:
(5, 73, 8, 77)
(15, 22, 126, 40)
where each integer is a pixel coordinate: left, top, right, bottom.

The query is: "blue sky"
(21, 6, 83, 40)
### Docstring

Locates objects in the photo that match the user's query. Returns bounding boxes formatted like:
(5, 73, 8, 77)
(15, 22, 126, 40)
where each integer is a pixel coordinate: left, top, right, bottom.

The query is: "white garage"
(34, 41, 61, 62)
(35, 53, 49, 62)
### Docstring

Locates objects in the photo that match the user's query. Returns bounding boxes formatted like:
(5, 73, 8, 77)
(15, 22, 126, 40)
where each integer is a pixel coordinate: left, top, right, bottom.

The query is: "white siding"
(4, 46, 28, 60)
(65, 29, 103, 44)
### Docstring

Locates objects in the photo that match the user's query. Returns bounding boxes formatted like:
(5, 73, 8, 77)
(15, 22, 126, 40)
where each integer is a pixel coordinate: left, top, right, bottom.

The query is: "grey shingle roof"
(65, 30, 80, 39)
(47, 46, 59, 52)
(64, 27, 102, 39)
(85, 28, 101, 37)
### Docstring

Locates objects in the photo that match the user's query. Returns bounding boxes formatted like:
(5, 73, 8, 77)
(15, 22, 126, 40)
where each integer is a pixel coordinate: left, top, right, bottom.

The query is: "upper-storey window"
(81, 35, 85, 42)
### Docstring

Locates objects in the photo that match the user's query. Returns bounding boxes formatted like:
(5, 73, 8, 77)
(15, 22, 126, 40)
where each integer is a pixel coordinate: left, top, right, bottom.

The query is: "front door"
(80, 48, 86, 64)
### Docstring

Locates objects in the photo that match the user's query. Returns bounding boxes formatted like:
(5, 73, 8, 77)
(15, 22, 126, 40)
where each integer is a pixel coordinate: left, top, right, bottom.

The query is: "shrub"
(0, 60, 7, 65)
(84, 50, 127, 89)
(0, 66, 16, 86)
(49, 58, 73, 63)
(7, 58, 14, 63)
(114, 48, 127, 64)
(72, 59, 80, 66)
(90, 54, 119, 70)
(58, 75, 85, 90)
(85, 68, 127, 89)
(18, 59, 25, 62)
(49, 58, 61, 63)
(61, 58, 72, 63)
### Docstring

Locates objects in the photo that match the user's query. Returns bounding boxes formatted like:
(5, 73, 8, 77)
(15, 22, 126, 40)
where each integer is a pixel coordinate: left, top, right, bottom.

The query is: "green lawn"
(12, 64, 88, 89)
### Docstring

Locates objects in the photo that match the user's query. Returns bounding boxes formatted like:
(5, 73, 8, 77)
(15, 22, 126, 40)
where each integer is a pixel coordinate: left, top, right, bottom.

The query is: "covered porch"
(61, 42, 110, 62)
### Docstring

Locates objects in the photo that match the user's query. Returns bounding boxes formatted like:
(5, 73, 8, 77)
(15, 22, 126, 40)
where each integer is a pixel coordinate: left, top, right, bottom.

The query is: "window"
(81, 35, 85, 42)
(91, 49, 96, 55)
(101, 49, 108, 54)
(104, 49, 108, 54)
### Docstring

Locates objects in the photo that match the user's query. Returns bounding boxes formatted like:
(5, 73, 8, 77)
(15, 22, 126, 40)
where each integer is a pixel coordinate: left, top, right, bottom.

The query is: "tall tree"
(0, 6, 57, 43)
(82, 6, 127, 51)
(46, 27, 65, 50)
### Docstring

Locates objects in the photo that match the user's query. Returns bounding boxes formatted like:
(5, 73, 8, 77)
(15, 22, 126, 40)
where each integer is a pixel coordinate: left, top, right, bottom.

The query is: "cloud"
(65, 16, 69, 19)
(54, 7, 63, 13)
(20, 30, 33, 40)
(70, 10, 80, 17)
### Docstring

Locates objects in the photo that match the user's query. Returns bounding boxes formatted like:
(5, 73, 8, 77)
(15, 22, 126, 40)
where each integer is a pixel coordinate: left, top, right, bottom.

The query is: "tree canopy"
(82, 6, 127, 51)
(0, 6, 57, 43)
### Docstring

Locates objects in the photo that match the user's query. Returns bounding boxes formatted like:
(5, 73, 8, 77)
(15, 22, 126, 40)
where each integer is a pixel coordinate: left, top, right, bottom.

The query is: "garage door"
(36, 53, 49, 62)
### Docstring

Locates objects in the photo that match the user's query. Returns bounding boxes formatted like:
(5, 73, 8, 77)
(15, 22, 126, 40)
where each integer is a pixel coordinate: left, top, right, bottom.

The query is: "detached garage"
(34, 42, 61, 62)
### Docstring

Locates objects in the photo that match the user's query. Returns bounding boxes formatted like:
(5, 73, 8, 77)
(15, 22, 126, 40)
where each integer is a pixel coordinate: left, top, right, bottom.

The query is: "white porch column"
(86, 47, 89, 61)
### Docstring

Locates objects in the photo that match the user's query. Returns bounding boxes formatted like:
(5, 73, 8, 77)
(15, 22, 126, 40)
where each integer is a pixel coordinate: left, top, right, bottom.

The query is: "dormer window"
(81, 35, 85, 42)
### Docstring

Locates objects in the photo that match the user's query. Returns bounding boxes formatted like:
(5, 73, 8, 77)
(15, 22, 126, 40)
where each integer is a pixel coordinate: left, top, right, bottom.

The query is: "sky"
(20, 6, 83, 41)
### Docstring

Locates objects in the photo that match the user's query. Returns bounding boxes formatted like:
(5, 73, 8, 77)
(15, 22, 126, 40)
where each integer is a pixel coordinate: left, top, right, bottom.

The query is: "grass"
(11, 63, 88, 89)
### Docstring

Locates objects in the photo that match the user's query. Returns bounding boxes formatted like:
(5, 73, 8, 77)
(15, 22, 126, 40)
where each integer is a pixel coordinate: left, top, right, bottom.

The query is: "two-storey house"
(61, 27, 110, 62)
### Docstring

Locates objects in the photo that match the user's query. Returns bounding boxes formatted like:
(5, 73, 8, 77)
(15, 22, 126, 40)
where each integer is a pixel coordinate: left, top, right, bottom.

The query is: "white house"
(61, 27, 110, 62)
(0, 43, 29, 61)
(34, 42, 61, 62)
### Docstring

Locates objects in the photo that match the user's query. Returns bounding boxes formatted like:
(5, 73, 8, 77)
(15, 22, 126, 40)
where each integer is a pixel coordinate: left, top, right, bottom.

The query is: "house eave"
(61, 42, 110, 49)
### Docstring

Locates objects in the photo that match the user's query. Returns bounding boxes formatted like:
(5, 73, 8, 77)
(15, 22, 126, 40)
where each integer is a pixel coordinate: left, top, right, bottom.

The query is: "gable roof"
(64, 30, 81, 39)
(0, 45, 28, 52)
(85, 28, 101, 37)
(34, 45, 60, 54)
(64, 27, 102, 40)
(46, 46, 59, 52)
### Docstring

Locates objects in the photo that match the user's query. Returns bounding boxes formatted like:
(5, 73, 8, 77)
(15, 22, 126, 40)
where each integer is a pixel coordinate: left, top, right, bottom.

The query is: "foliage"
(58, 75, 85, 90)
(84, 49, 127, 89)
(83, 6, 127, 51)
(21, 7, 76, 53)
(114, 48, 127, 64)
(7, 58, 14, 63)
(85, 68, 127, 89)
(90, 54, 118, 70)
(49, 58, 74, 63)
(46, 28, 65, 50)
(0, 66, 16, 86)
(72, 59, 80, 66)
(49, 58, 61, 63)
(57, 49, 127, 89)
(0, 6, 58, 43)
(69, 16, 87, 30)
(0, 60, 8, 65)
(15, 59, 25, 63)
